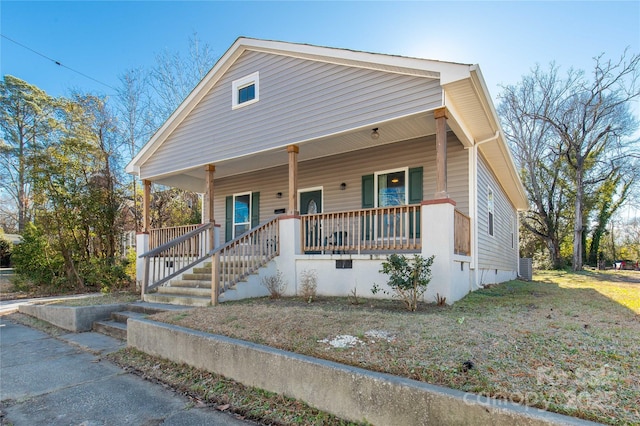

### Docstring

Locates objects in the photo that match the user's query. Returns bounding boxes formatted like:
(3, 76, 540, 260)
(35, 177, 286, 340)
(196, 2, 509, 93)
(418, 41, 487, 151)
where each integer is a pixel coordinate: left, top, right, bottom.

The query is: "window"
(232, 72, 259, 109)
(511, 214, 515, 248)
(488, 188, 494, 237)
(233, 193, 251, 237)
(375, 169, 407, 207)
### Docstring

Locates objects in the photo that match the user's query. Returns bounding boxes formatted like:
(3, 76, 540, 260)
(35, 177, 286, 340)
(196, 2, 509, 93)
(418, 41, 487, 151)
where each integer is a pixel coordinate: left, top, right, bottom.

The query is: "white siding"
(476, 154, 518, 271)
(142, 50, 443, 178)
(212, 133, 468, 241)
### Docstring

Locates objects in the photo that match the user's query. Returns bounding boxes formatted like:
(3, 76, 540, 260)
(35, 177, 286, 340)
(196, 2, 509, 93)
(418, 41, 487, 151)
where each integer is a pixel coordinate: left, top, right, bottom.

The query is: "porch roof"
(126, 37, 528, 210)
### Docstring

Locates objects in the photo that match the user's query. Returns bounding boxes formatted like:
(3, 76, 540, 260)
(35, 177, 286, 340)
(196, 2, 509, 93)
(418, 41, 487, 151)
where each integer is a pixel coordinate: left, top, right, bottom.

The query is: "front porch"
(136, 200, 471, 306)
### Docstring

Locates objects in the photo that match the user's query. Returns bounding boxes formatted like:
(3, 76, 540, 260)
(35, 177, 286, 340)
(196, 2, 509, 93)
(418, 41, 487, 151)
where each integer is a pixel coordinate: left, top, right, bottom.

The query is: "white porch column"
(135, 232, 149, 291)
(421, 199, 458, 304)
(275, 215, 301, 296)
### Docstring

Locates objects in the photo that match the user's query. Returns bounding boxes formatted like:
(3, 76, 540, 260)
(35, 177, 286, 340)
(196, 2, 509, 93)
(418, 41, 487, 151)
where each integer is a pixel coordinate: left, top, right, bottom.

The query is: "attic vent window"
(232, 72, 259, 109)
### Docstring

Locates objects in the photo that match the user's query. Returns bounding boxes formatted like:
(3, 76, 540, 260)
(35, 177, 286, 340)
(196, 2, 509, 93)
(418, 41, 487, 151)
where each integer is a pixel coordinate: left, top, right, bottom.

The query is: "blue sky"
(2, 1, 639, 104)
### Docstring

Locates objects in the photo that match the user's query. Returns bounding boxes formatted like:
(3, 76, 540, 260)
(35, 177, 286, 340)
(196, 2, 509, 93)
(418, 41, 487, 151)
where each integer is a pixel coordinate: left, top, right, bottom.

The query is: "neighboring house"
(126, 37, 528, 306)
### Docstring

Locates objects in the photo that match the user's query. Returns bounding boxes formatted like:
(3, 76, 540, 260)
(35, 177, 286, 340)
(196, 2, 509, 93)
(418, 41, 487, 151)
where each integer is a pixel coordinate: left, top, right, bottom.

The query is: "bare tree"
(147, 32, 216, 125)
(535, 51, 640, 270)
(499, 64, 572, 268)
(500, 52, 640, 270)
(117, 68, 154, 232)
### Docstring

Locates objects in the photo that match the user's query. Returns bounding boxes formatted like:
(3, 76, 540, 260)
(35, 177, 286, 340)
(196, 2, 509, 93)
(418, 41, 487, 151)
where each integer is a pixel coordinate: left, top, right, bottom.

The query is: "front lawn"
(152, 270, 640, 425)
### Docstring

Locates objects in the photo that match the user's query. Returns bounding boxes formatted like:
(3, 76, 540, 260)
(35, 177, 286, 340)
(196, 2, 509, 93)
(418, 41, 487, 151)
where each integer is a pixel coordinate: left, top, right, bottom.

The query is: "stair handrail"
(209, 216, 280, 304)
(139, 222, 214, 297)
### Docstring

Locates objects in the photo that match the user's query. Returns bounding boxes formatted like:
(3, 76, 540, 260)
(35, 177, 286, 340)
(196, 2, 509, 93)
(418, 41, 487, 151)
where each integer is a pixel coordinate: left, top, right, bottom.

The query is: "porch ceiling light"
(371, 128, 379, 140)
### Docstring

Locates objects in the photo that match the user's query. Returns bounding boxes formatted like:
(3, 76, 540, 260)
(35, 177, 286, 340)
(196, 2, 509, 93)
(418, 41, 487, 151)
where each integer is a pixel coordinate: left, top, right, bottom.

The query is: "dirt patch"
(152, 274, 640, 425)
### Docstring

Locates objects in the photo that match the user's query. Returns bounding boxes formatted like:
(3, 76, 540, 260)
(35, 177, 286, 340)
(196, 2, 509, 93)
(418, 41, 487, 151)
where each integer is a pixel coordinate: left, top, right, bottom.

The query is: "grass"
(106, 348, 362, 426)
(7, 311, 362, 426)
(150, 270, 640, 425)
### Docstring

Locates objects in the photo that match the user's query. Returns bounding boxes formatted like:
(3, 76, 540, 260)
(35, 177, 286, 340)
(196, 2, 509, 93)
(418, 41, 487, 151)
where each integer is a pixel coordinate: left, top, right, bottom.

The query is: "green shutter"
(225, 196, 233, 242)
(408, 167, 423, 238)
(361, 174, 374, 208)
(361, 174, 374, 240)
(408, 167, 423, 204)
(251, 192, 260, 228)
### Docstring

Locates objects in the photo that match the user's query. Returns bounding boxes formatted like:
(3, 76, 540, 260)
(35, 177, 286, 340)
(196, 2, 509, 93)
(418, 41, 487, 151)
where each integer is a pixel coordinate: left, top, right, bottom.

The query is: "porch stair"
(92, 302, 190, 340)
(143, 258, 272, 307)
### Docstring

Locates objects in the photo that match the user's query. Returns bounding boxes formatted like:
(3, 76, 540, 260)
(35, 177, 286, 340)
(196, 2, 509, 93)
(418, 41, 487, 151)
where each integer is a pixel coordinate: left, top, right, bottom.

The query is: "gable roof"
(126, 37, 527, 210)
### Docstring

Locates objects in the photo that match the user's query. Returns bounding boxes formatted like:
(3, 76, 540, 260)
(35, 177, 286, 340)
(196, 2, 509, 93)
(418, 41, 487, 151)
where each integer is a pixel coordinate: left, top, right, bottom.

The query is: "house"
(126, 37, 528, 306)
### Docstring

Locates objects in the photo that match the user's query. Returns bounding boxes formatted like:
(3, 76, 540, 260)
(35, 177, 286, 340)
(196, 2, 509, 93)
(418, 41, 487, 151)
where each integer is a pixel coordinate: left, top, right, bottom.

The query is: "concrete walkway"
(0, 317, 255, 425)
(0, 293, 103, 316)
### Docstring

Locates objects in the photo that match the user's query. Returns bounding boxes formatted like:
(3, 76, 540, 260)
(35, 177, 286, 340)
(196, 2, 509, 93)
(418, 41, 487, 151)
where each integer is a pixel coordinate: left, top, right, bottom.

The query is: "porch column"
(288, 145, 299, 215)
(138, 179, 152, 294)
(142, 179, 151, 233)
(204, 164, 215, 252)
(434, 107, 449, 199)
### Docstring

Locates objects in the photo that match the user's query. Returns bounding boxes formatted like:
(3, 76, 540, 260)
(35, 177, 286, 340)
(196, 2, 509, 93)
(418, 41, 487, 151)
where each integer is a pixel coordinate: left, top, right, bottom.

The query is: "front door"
(300, 190, 322, 252)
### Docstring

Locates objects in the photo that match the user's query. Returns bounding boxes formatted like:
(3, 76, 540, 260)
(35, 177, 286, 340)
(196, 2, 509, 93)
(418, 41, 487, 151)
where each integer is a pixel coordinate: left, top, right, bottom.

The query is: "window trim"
(232, 191, 252, 238)
(232, 72, 259, 109)
(374, 167, 409, 207)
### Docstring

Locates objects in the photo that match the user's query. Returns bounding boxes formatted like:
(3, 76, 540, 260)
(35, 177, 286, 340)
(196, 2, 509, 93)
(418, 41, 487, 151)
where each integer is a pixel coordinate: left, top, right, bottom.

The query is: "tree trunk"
(573, 169, 584, 271)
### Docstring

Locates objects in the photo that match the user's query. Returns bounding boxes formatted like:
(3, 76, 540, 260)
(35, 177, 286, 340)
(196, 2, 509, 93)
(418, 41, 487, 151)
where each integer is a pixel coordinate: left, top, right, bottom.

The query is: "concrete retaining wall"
(19, 303, 128, 332)
(128, 318, 594, 426)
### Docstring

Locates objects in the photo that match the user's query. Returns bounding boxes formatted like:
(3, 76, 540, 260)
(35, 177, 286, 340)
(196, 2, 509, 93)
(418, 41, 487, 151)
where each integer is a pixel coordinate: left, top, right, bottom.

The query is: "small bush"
(299, 269, 317, 303)
(0, 236, 12, 267)
(373, 254, 435, 311)
(261, 270, 286, 299)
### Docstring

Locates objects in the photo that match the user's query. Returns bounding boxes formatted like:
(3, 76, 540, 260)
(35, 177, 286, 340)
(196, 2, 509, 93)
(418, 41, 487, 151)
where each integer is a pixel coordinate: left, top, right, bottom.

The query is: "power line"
(1, 33, 117, 91)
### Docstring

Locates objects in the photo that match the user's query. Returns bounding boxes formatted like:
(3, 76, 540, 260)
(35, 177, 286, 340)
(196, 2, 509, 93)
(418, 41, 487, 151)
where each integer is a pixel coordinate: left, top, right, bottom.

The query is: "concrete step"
(144, 293, 211, 307)
(92, 320, 127, 341)
(170, 279, 211, 288)
(111, 310, 148, 324)
(126, 301, 192, 315)
(157, 286, 211, 297)
(182, 273, 212, 281)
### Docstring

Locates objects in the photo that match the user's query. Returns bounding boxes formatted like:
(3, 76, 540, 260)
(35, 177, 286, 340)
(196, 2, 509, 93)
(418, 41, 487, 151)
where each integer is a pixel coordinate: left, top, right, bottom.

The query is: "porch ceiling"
(152, 111, 440, 192)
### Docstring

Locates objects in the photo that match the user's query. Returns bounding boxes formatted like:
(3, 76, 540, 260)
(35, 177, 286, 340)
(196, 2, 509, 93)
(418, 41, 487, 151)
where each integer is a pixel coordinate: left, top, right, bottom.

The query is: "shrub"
(11, 222, 61, 288)
(0, 236, 12, 267)
(261, 270, 286, 299)
(373, 254, 435, 311)
(299, 269, 317, 302)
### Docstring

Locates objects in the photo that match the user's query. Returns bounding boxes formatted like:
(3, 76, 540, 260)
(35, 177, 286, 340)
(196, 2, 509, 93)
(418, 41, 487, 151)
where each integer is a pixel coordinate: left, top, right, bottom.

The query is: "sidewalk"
(0, 293, 103, 316)
(0, 317, 255, 425)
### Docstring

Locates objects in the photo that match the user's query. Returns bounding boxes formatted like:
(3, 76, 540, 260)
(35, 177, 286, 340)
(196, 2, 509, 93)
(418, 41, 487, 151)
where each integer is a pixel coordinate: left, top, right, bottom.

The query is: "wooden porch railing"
(139, 222, 213, 296)
(454, 210, 471, 256)
(211, 217, 279, 304)
(150, 224, 202, 250)
(300, 205, 421, 254)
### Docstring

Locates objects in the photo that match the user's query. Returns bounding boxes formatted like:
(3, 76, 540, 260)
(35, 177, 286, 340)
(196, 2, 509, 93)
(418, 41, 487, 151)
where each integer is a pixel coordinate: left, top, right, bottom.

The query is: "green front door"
(300, 190, 322, 252)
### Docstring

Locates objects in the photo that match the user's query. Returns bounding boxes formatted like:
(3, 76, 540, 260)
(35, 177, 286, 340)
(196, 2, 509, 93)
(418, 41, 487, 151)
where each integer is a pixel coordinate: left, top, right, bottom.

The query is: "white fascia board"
(468, 66, 528, 210)
(239, 37, 471, 81)
(126, 37, 250, 176)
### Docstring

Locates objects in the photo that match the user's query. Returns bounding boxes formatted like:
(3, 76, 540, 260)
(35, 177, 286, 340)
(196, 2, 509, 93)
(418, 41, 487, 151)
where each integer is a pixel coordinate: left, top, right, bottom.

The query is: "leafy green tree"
(0, 75, 55, 232)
